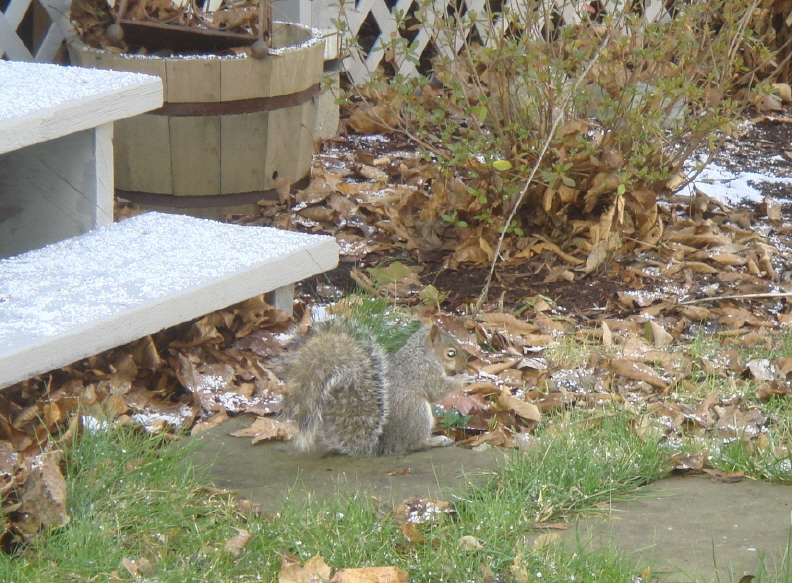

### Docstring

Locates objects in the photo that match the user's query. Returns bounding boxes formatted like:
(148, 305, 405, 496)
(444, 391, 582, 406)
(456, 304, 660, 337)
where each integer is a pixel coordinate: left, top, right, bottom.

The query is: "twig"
(678, 292, 792, 305)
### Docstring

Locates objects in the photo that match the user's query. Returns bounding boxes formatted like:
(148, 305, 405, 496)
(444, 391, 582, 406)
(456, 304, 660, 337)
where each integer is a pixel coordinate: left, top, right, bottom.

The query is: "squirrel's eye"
(447, 349, 456, 358)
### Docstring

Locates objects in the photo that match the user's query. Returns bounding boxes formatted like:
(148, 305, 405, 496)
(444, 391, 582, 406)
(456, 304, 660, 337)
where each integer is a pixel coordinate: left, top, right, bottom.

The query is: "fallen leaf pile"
(247, 122, 792, 293)
(0, 295, 291, 548)
(70, 0, 266, 55)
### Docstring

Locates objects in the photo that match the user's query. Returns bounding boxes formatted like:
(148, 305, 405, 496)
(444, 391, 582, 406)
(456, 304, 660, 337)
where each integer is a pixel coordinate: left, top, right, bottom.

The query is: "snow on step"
(0, 212, 339, 389)
(0, 61, 162, 154)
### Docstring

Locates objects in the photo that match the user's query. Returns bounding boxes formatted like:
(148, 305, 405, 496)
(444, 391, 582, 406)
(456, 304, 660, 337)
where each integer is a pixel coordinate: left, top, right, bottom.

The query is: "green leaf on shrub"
(471, 105, 488, 122)
(367, 261, 414, 285)
(419, 284, 448, 305)
(493, 160, 513, 171)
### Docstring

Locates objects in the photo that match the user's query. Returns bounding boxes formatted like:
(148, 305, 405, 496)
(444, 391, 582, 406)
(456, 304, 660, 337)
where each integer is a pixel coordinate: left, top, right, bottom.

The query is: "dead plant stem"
(679, 292, 792, 305)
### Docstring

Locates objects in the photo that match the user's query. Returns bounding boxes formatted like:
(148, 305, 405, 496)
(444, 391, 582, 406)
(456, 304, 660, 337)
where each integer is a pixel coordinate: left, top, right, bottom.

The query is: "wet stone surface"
(189, 415, 505, 511)
(561, 476, 792, 582)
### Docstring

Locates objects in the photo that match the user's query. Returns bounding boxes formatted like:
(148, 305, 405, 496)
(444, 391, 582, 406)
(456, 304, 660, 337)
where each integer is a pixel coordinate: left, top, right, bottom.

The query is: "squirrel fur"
(278, 319, 470, 456)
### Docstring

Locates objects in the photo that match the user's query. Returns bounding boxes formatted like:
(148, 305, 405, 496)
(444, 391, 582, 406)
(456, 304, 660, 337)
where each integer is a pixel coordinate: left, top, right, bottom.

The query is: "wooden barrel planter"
(68, 23, 324, 218)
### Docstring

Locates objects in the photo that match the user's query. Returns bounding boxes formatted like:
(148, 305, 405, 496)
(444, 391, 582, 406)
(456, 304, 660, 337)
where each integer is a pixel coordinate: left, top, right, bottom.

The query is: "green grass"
(0, 424, 251, 582)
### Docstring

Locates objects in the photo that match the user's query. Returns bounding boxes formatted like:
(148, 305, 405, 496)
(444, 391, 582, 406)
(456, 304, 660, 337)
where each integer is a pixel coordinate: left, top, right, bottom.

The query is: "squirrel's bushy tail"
(278, 319, 390, 456)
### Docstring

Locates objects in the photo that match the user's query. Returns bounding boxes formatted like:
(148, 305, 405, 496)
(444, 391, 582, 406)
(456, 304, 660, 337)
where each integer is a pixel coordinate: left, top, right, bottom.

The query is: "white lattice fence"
(338, 0, 676, 84)
(0, 0, 72, 61)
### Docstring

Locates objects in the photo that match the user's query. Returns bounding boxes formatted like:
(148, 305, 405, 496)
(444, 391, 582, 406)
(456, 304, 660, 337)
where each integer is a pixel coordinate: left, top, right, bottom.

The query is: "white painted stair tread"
(0, 61, 163, 154)
(0, 212, 339, 388)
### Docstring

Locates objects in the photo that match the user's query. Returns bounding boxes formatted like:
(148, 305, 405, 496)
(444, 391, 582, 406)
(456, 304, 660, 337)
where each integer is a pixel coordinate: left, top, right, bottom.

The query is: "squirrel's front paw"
(452, 372, 476, 388)
(424, 435, 454, 449)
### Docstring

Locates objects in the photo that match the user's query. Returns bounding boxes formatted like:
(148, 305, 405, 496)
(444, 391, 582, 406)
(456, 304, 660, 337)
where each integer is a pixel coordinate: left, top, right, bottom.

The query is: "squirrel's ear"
(428, 324, 441, 343)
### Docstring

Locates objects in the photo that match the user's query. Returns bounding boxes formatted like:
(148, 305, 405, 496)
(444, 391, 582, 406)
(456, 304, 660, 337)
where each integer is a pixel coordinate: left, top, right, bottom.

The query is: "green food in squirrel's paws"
(278, 319, 470, 456)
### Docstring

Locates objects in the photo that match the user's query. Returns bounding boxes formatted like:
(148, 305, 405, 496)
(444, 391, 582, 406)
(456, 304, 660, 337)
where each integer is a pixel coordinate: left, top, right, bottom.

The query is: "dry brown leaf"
(534, 392, 575, 413)
(121, 557, 155, 578)
(702, 249, 748, 266)
(633, 415, 665, 443)
(664, 261, 719, 276)
(437, 391, 488, 416)
(335, 232, 377, 258)
(172, 316, 225, 348)
(458, 535, 484, 550)
(714, 405, 765, 439)
(359, 165, 389, 182)
(755, 381, 791, 401)
(671, 452, 709, 471)
(628, 187, 655, 210)
(463, 382, 500, 397)
(331, 566, 409, 583)
(514, 241, 583, 265)
(20, 451, 70, 531)
(224, 527, 252, 557)
(772, 83, 792, 102)
(400, 522, 424, 544)
(647, 321, 673, 347)
(445, 237, 494, 267)
(746, 358, 778, 381)
(122, 558, 142, 579)
(531, 532, 560, 550)
(499, 369, 523, 386)
(480, 358, 522, 375)
(481, 313, 538, 334)
(394, 497, 452, 525)
(348, 104, 400, 134)
(585, 241, 609, 274)
(175, 354, 203, 393)
(601, 320, 613, 346)
(190, 411, 229, 435)
(702, 468, 745, 483)
(694, 392, 721, 428)
(233, 329, 285, 357)
(230, 416, 297, 445)
(678, 305, 713, 321)
(182, 363, 236, 412)
(457, 427, 515, 448)
(275, 176, 292, 205)
(667, 227, 729, 248)
(212, 6, 256, 30)
(607, 359, 668, 389)
(509, 554, 530, 583)
(279, 555, 333, 583)
(497, 393, 542, 423)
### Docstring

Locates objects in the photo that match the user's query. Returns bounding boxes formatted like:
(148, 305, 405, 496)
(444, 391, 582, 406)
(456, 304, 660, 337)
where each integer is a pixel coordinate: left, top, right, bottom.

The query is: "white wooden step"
(0, 61, 163, 257)
(0, 212, 339, 389)
(0, 60, 162, 154)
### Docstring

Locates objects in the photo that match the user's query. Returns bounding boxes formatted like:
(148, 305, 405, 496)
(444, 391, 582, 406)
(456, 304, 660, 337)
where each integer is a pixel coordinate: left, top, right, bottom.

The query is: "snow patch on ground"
(682, 161, 792, 206)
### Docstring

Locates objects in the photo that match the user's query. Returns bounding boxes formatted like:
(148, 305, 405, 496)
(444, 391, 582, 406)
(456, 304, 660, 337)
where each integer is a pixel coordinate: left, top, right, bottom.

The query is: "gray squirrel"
(278, 318, 471, 456)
